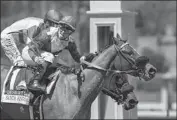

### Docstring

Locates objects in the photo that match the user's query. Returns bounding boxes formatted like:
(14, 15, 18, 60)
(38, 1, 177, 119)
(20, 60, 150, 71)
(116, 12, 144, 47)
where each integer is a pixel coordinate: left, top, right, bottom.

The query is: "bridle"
(80, 42, 144, 77)
(80, 41, 145, 105)
(115, 42, 145, 78)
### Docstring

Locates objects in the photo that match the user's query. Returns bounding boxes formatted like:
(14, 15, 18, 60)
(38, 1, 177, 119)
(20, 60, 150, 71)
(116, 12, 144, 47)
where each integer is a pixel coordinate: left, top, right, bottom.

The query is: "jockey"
(24, 16, 96, 93)
(1, 9, 63, 67)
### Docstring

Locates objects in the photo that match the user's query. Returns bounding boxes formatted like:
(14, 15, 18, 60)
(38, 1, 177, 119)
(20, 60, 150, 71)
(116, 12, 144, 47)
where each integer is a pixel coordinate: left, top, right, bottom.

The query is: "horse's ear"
(116, 33, 121, 39)
(112, 36, 118, 45)
(122, 39, 127, 43)
(117, 33, 128, 43)
(112, 33, 121, 44)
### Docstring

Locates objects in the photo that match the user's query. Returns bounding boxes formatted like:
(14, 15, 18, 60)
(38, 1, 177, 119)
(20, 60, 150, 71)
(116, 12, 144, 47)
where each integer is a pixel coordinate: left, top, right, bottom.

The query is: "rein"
(80, 59, 138, 75)
(79, 42, 143, 105)
(80, 43, 139, 75)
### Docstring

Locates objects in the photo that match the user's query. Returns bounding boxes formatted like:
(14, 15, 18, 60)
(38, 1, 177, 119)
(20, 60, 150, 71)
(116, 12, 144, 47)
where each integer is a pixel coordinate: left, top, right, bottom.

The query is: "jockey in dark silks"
(24, 16, 96, 93)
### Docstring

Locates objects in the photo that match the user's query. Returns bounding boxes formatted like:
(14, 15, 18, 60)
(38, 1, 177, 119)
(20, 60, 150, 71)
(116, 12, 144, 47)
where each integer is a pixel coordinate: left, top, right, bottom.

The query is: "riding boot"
(27, 61, 51, 94)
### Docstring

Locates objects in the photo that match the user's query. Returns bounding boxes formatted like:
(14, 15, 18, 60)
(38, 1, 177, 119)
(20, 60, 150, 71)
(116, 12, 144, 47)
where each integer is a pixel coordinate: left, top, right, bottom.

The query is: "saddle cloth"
(1, 66, 57, 105)
(1, 65, 58, 120)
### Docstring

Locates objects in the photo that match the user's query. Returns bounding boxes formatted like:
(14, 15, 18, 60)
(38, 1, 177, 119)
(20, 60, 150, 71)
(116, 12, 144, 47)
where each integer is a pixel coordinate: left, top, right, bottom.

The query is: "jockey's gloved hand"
(80, 56, 86, 62)
(34, 56, 45, 64)
(80, 53, 97, 69)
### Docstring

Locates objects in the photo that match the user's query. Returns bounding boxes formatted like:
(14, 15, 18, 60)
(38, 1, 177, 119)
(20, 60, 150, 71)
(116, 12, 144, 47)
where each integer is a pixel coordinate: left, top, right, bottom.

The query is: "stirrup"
(27, 84, 46, 94)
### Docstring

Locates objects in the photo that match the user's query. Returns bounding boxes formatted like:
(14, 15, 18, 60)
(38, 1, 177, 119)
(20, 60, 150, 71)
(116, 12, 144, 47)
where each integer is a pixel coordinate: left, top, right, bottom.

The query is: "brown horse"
(78, 36, 157, 118)
(40, 36, 156, 119)
(0, 35, 156, 119)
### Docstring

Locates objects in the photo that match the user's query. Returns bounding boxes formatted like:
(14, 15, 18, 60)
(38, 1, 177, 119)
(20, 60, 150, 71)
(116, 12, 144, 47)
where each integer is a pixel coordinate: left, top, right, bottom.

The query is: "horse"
(0, 34, 156, 119)
(77, 35, 157, 118)
(40, 34, 156, 119)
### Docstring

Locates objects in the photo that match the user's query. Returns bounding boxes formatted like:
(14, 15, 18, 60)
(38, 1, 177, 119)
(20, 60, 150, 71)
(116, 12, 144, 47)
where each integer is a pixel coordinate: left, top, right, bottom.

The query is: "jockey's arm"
(28, 29, 50, 61)
(28, 41, 43, 61)
(66, 37, 97, 63)
(66, 39, 81, 63)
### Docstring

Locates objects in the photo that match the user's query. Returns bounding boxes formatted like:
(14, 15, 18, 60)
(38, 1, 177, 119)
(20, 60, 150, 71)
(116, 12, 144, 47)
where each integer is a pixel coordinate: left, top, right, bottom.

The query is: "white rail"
(138, 87, 176, 118)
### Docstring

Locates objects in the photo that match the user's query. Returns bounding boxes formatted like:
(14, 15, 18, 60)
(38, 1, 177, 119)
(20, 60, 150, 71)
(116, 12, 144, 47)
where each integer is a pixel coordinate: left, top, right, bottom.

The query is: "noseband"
(80, 42, 143, 105)
(114, 43, 145, 77)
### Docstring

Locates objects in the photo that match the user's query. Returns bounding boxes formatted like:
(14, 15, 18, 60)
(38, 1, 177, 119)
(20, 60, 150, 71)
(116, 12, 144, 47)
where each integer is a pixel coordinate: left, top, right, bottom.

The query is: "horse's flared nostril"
(129, 99, 138, 106)
(123, 99, 138, 110)
(148, 67, 157, 77)
(123, 92, 138, 110)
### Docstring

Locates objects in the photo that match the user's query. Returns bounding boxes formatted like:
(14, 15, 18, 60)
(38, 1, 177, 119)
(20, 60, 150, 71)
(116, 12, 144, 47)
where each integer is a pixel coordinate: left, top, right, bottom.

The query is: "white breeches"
(1, 33, 23, 65)
(1, 33, 54, 67)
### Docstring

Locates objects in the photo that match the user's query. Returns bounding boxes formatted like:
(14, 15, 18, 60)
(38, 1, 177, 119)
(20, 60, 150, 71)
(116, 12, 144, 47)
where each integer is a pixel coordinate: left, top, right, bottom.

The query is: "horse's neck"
(42, 45, 118, 119)
(92, 45, 117, 68)
(78, 45, 117, 108)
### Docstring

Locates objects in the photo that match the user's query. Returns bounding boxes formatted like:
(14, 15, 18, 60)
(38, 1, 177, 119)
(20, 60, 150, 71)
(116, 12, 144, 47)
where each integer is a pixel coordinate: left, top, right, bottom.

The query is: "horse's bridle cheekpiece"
(80, 41, 145, 77)
(80, 34, 148, 106)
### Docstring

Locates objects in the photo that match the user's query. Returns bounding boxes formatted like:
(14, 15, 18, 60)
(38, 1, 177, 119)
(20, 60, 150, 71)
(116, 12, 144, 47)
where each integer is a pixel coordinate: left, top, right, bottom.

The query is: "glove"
(80, 56, 86, 62)
(34, 56, 45, 64)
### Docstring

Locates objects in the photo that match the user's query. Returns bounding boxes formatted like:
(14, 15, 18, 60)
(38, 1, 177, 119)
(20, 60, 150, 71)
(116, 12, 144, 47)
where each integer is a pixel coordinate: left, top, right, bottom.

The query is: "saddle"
(1, 64, 82, 120)
(1, 65, 55, 120)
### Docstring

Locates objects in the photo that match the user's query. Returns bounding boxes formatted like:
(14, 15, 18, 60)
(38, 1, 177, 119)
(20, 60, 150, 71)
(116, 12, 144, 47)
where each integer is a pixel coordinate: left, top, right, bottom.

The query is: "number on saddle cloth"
(1, 65, 45, 120)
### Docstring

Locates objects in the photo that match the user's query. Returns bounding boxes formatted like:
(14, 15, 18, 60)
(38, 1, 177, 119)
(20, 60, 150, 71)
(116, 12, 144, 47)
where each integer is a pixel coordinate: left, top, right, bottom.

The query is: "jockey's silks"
(1, 17, 82, 64)
(28, 27, 81, 63)
(1, 17, 45, 42)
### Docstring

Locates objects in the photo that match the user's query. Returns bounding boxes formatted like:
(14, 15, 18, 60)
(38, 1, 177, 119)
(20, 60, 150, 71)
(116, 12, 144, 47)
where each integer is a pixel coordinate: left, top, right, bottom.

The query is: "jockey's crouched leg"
(22, 46, 54, 94)
(27, 62, 51, 94)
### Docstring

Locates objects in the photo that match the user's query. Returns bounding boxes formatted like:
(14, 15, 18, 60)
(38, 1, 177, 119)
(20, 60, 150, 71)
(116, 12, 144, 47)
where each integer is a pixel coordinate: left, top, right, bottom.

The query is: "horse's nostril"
(149, 68, 156, 75)
(129, 99, 138, 106)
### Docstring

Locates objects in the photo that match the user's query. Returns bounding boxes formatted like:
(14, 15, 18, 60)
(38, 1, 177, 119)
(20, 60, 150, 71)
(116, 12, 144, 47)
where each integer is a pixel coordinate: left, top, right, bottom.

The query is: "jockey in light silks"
(1, 9, 63, 67)
(21, 16, 96, 93)
(1, 10, 63, 93)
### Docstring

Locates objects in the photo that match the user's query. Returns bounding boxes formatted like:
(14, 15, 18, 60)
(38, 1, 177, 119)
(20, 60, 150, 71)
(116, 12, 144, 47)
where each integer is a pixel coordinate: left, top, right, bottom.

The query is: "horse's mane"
(44, 43, 125, 105)
(98, 44, 113, 54)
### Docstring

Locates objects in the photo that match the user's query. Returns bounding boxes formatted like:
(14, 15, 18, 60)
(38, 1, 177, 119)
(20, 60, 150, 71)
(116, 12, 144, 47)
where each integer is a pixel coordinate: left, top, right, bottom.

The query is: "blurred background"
(1, 1, 176, 119)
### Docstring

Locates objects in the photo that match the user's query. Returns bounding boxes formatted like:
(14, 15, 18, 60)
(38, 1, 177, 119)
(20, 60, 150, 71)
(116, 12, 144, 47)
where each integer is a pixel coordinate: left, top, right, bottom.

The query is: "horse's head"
(101, 33, 157, 110)
(102, 73, 138, 110)
(112, 34, 157, 81)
